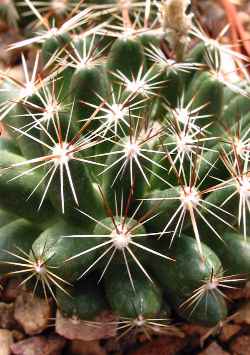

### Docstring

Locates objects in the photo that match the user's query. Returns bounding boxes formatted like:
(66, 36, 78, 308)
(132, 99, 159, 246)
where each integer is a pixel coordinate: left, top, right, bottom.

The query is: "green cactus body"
(0, 218, 40, 274)
(159, 70, 183, 108)
(178, 291, 228, 327)
(138, 33, 161, 55)
(204, 231, 250, 278)
(186, 42, 205, 65)
(200, 184, 241, 238)
(11, 99, 45, 160)
(149, 235, 228, 326)
(102, 139, 151, 209)
(222, 94, 250, 128)
(42, 33, 71, 64)
(57, 277, 107, 320)
(37, 111, 102, 223)
(0, 150, 55, 223)
(93, 216, 147, 266)
(187, 71, 224, 133)
(150, 236, 222, 297)
(0, 209, 17, 227)
(0, 80, 19, 121)
(70, 64, 109, 123)
(107, 37, 145, 82)
(143, 188, 180, 232)
(0, 136, 20, 155)
(230, 111, 250, 137)
(105, 268, 163, 318)
(30, 221, 101, 286)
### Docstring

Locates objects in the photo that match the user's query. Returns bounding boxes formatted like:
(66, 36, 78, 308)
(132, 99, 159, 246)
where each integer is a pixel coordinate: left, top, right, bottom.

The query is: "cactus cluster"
(0, 0, 250, 339)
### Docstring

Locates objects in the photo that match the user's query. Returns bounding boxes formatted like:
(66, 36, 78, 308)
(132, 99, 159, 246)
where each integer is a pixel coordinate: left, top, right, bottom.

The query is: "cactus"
(0, 0, 250, 339)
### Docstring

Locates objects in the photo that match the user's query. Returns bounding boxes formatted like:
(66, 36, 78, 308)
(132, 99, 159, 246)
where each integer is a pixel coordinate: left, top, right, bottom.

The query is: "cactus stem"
(64, 196, 173, 288)
(82, 89, 147, 136)
(204, 50, 249, 97)
(143, 160, 234, 256)
(0, 51, 62, 121)
(111, 314, 179, 340)
(111, 66, 165, 98)
(0, 52, 40, 120)
(1, 246, 71, 303)
(17, 80, 70, 132)
(191, 23, 249, 63)
(180, 268, 245, 315)
(146, 45, 202, 74)
(62, 34, 108, 71)
(166, 94, 212, 132)
(97, 121, 166, 186)
(214, 146, 250, 238)
(3, 109, 106, 212)
(162, 118, 216, 177)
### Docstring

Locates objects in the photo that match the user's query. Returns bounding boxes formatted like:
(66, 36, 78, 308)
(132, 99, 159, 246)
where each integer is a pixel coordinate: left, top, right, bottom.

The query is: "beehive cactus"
(0, 0, 250, 338)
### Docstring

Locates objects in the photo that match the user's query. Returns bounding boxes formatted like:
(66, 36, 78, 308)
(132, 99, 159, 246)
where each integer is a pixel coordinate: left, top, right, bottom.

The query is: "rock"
(11, 336, 46, 355)
(181, 323, 210, 348)
(233, 301, 250, 324)
(219, 324, 241, 342)
(55, 309, 118, 341)
(0, 329, 14, 355)
(2, 278, 22, 302)
(14, 292, 51, 335)
(11, 334, 66, 355)
(129, 336, 187, 355)
(103, 338, 121, 354)
(0, 302, 17, 329)
(11, 330, 25, 342)
(230, 335, 250, 355)
(69, 340, 106, 355)
(44, 335, 66, 355)
(197, 342, 230, 355)
(181, 323, 209, 337)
